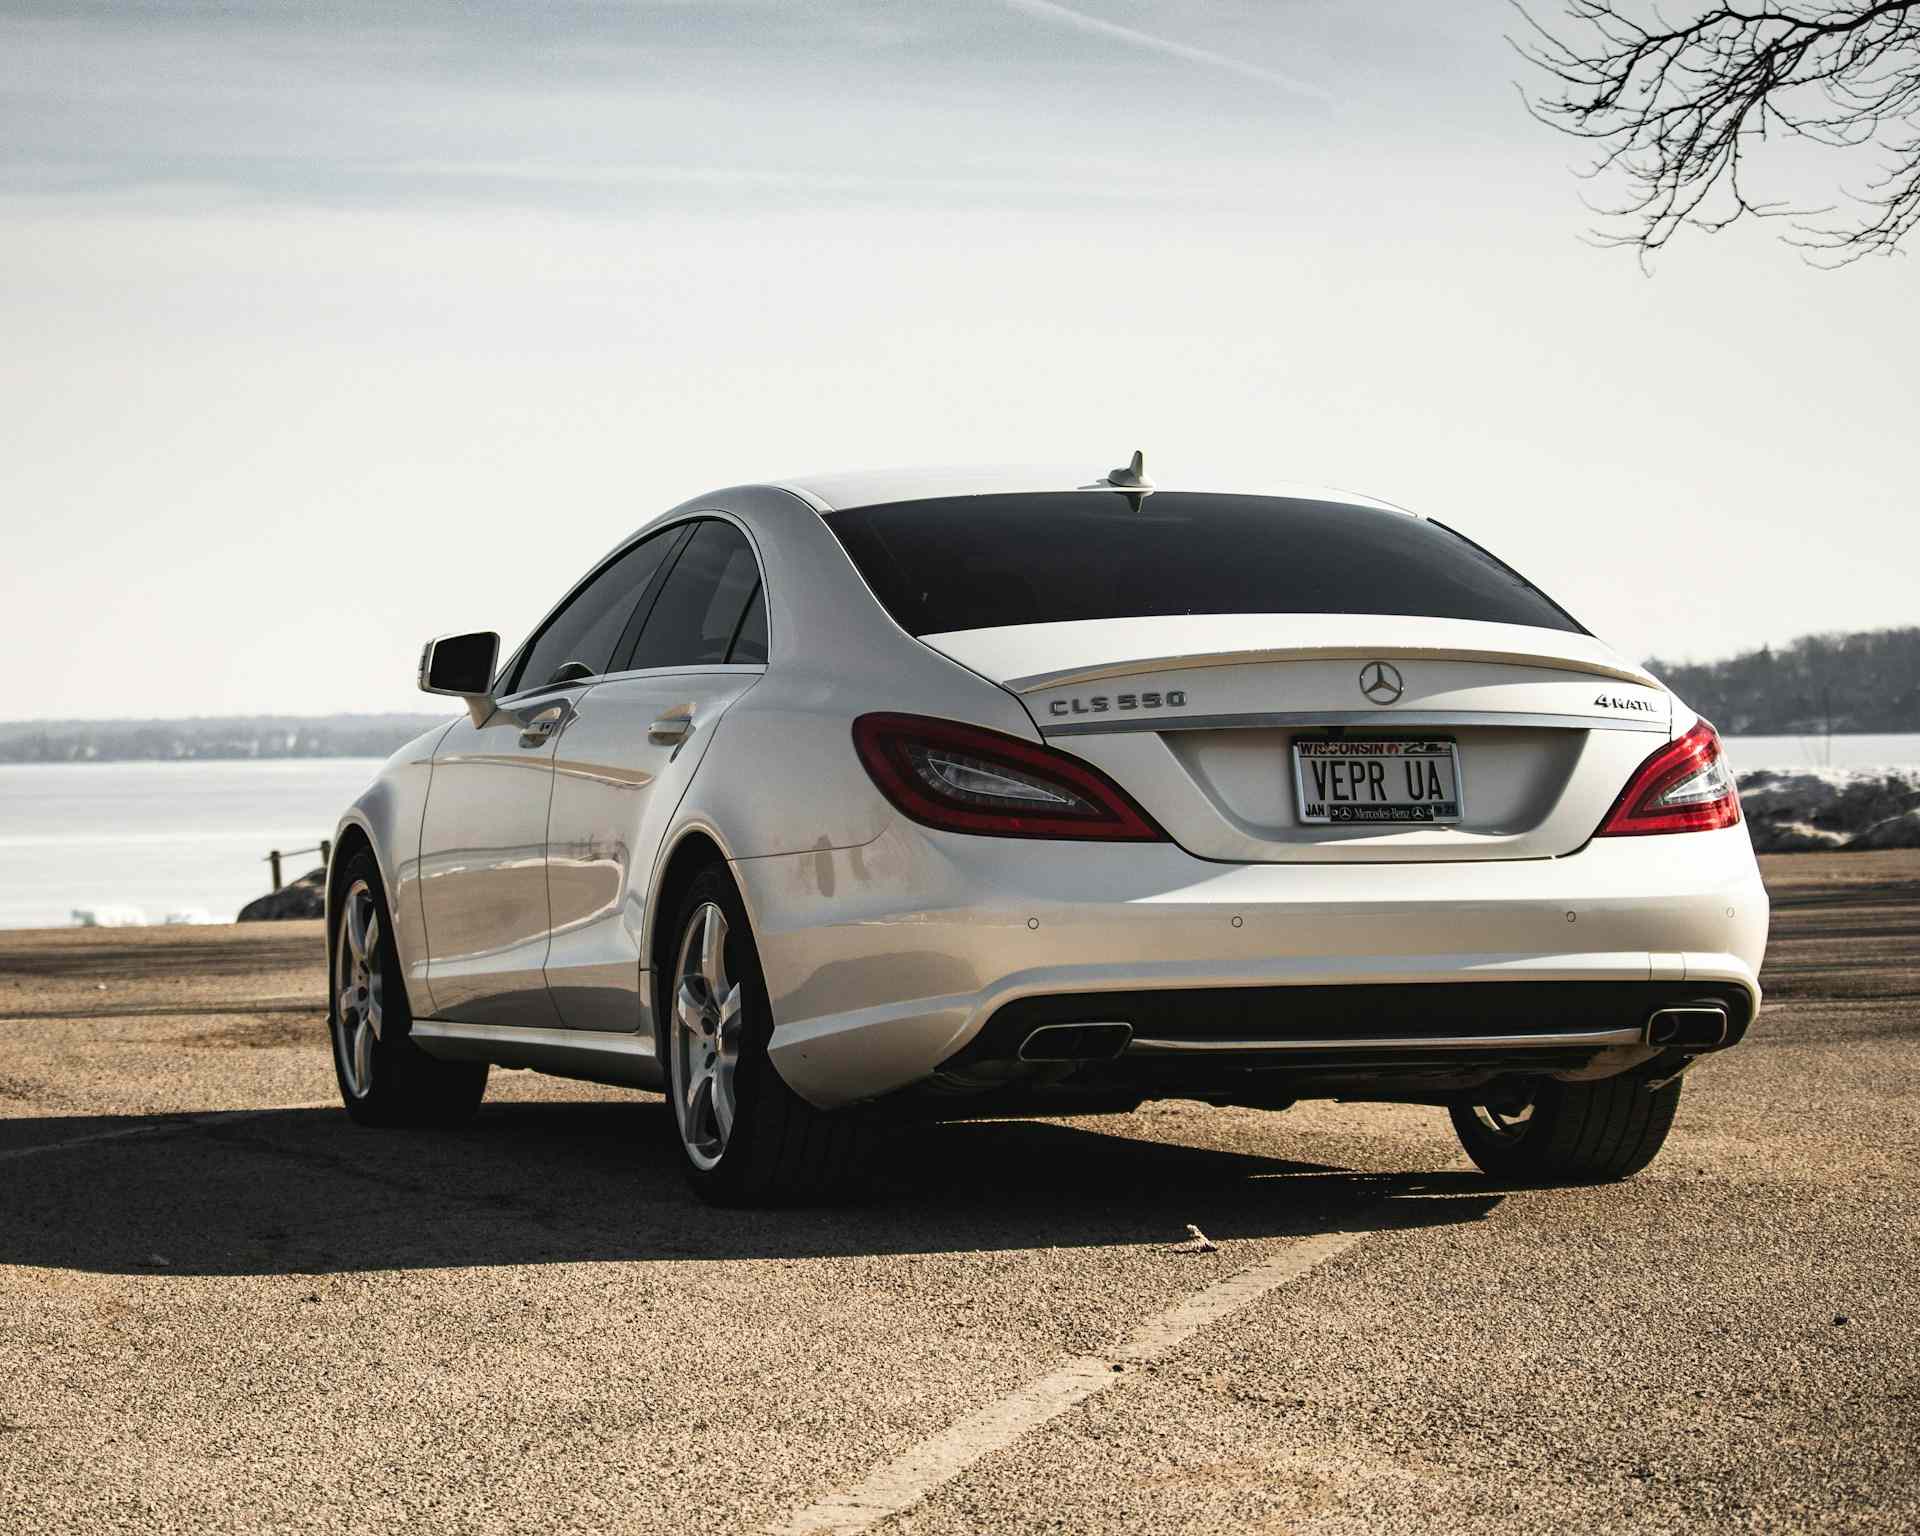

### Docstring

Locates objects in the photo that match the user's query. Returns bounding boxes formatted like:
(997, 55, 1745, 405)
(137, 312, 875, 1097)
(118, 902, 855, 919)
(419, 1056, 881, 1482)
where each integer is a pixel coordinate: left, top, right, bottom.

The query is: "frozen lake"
(1721, 733, 1920, 772)
(0, 759, 383, 930)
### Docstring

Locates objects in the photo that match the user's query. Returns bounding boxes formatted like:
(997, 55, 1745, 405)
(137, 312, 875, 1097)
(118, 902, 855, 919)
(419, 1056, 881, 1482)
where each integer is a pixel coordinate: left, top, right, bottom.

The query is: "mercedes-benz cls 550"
(327, 462, 1767, 1202)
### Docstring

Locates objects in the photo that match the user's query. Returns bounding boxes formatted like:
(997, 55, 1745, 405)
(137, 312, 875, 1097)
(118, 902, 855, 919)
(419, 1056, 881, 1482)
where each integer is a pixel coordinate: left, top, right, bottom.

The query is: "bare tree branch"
(1513, 2, 1920, 263)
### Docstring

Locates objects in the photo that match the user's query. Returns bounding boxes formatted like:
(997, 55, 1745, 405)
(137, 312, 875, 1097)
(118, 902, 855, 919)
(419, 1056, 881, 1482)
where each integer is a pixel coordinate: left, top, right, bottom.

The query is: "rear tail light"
(852, 713, 1167, 841)
(1595, 719, 1741, 836)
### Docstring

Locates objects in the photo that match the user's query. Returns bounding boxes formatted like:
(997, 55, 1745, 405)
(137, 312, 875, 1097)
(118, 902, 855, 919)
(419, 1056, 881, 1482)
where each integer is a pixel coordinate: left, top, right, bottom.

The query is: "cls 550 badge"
(1049, 690, 1188, 717)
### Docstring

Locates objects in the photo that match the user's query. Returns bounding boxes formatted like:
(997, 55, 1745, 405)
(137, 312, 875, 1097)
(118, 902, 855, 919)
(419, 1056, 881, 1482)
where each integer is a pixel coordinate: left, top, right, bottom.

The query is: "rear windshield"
(822, 492, 1585, 637)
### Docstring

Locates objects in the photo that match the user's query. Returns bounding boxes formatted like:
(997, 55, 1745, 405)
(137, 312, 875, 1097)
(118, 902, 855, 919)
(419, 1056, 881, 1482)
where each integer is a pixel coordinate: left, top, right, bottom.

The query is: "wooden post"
(320, 838, 332, 870)
(269, 850, 283, 891)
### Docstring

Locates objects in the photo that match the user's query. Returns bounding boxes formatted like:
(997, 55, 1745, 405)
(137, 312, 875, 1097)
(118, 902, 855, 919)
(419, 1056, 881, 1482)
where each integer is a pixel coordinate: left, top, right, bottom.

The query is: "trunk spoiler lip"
(1041, 706, 1668, 737)
(990, 643, 1660, 695)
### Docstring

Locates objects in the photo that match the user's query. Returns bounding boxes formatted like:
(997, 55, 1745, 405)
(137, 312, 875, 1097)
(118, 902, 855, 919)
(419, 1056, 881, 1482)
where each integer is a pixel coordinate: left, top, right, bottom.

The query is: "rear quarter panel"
(671, 486, 1040, 864)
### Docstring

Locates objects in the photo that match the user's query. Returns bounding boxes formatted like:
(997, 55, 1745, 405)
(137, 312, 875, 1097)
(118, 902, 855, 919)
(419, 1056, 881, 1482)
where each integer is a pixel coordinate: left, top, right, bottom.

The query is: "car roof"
(770, 465, 1411, 517)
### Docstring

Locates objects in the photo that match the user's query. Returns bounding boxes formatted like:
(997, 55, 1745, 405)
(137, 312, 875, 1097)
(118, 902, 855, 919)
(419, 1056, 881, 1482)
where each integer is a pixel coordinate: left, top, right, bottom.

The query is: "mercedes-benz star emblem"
(1359, 661, 1404, 704)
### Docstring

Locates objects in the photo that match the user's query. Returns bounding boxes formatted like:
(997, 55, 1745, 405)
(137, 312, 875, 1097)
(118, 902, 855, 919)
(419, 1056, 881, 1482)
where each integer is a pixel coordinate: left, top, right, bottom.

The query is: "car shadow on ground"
(1, 1099, 1505, 1276)
(0, 930, 324, 981)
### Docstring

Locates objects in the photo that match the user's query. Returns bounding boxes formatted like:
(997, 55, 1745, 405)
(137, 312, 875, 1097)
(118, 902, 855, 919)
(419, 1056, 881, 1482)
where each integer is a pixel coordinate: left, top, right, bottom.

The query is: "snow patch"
(71, 905, 148, 927)
(68, 905, 218, 927)
(1739, 767, 1920, 852)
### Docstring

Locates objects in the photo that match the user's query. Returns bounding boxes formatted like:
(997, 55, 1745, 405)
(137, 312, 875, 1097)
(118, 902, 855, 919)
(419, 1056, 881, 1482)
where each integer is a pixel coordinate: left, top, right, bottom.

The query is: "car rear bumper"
(734, 820, 1768, 1110)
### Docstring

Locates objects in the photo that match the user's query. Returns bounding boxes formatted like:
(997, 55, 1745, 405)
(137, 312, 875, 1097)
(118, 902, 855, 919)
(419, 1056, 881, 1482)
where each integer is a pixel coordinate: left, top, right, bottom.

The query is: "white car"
(328, 458, 1768, 1203)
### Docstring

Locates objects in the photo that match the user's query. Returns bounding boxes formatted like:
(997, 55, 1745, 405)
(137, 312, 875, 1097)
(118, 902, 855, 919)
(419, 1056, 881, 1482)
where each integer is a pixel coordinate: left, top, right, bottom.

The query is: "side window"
(625, 521, 763, 670)
(502, 528, 681, 695)
(727, 584, 768, 664)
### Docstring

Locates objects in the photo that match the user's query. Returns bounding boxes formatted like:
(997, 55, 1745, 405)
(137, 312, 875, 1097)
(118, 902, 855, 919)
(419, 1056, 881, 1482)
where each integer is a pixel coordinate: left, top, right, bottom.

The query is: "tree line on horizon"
(1646, 628, 1920, 737)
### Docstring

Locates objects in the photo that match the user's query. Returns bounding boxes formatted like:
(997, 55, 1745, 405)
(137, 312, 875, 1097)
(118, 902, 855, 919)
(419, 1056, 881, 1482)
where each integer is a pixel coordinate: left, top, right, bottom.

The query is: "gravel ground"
(2, 851, 1915, 1534)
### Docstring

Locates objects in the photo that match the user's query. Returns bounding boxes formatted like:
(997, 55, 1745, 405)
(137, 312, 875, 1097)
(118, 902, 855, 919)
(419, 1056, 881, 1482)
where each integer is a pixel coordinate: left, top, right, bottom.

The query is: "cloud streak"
(999, 0, 1330, 100)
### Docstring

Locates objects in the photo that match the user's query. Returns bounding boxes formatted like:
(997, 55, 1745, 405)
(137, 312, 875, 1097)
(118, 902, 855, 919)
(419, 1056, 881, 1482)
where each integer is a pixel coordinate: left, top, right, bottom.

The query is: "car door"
(418, 528, 685, 1025)
(544, 516, 770, 1031)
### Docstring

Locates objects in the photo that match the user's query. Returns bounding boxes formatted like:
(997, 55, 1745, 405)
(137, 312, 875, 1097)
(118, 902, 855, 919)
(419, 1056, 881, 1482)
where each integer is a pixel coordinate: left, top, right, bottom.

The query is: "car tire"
(660, 864, 867, 1205)
(329, 849, 488, 1128)
(1450, 1073, 1682, 1183)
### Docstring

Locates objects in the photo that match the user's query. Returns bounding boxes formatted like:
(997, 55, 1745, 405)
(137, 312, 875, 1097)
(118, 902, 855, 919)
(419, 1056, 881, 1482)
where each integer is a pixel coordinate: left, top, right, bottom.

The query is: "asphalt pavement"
(2, 851, 1915, 1533)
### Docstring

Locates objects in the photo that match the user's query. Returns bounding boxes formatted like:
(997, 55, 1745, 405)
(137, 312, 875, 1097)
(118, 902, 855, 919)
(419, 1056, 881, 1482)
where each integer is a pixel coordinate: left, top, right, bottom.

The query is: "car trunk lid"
(921, 615, 1670, 862)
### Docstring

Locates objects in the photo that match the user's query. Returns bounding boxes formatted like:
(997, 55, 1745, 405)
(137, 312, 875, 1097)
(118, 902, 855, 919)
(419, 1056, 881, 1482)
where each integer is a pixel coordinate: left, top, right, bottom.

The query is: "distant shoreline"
(0, 713, 450, 765)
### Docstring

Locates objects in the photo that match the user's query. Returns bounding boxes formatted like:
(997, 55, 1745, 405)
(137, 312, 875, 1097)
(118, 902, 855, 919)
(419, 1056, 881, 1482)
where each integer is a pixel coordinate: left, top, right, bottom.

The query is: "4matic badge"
(1595, 694, 1659, 713)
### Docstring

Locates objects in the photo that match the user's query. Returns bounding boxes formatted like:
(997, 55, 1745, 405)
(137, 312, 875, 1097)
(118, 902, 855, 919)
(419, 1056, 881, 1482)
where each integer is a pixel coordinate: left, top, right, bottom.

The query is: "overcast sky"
(3, 0, 1915, 719)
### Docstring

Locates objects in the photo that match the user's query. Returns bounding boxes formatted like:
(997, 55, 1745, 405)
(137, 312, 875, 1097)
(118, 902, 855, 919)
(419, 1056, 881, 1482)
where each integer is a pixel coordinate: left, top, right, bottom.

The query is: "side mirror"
(418, 632, 499, 727)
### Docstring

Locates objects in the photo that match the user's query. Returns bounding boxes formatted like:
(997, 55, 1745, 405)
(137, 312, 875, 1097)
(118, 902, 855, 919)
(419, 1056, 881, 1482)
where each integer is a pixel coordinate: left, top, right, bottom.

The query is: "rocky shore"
(236, 867, 326, 922)
(1739, 767, 1920, 852)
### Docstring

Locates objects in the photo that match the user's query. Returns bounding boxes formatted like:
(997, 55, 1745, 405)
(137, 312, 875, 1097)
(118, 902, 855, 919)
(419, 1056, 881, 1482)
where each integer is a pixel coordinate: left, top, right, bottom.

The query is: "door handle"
(648, 708, 693, 746)
(520, 704, 567, 749)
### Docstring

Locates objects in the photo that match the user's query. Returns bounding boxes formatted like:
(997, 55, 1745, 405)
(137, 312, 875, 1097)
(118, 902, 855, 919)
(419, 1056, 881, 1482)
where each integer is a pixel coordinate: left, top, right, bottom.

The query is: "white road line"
(0, 1105, 329, 1163)
(768, 1226, 1373, 1536)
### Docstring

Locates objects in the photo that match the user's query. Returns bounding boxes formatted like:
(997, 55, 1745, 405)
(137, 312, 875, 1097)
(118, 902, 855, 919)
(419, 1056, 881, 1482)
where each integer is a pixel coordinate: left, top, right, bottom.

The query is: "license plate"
(1292, 737, 1462, 825)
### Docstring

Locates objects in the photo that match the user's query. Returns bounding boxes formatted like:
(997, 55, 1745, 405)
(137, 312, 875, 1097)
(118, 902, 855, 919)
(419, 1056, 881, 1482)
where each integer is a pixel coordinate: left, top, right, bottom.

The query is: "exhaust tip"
(1646, 1006, 1729, 1049)
(1018, 1022, 1134, 1062)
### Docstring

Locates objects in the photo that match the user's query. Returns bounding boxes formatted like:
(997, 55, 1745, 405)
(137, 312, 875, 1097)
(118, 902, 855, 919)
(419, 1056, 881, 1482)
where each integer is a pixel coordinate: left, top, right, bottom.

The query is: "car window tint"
(822, 493, 1586, 636)
(727, 583, 768, 664)
(627, 521, 762, 670)
(503, 529, 679, 694)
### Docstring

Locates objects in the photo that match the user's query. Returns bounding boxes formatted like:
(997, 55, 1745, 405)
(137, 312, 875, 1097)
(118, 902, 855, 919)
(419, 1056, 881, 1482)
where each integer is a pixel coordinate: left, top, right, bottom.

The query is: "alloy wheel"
(332, 879, 385, 1099)
(671, 901, 744, 1171)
